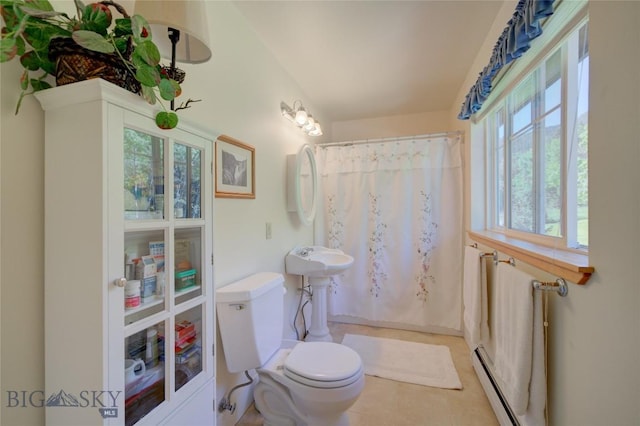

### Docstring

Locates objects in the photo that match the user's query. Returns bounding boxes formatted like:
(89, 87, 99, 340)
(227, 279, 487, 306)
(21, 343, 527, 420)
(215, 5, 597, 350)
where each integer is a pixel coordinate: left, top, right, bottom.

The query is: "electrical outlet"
(265, 222, 272, 239)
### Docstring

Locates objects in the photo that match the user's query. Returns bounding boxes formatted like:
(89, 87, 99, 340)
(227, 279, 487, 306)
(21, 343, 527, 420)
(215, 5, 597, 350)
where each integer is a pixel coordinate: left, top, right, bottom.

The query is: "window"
(484, 19, 589, 250)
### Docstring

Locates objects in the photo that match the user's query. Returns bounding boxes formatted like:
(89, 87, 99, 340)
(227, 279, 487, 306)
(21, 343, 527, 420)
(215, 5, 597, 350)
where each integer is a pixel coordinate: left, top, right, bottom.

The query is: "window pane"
(543, 108, 562, 237)
(510, 130, 534, 232)
(545, 50, 562, 114)
(483, 19, 588, 251)
(512, 75, 535, 134)
(575, 23, 589, 247)
(578, 23, 589, 61)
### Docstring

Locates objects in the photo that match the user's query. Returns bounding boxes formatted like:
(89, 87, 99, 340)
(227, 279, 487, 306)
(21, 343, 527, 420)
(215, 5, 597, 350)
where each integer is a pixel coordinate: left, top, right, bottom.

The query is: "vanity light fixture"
(281, 100, 323, 136)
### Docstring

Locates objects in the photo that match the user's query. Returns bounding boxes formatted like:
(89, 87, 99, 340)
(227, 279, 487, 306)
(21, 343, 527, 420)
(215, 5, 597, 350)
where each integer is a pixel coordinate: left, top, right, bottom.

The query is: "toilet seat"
(283, 342, 363, 389)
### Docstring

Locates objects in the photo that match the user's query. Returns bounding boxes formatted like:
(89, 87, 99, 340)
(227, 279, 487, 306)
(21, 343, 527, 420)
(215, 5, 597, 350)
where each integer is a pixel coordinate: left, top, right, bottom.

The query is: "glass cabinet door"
(121, 123, 210, 425)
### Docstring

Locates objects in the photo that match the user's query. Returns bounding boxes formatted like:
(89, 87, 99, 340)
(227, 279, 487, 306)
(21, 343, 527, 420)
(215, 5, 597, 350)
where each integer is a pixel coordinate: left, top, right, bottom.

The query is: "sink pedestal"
(285, 246, 354, 342)
(305, 276, 333, 342)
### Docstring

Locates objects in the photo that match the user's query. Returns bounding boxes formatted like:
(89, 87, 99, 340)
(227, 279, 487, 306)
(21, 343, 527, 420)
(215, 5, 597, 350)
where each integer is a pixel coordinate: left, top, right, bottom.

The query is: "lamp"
(134, 0, 212, 110)
(281, 100, 323, 137)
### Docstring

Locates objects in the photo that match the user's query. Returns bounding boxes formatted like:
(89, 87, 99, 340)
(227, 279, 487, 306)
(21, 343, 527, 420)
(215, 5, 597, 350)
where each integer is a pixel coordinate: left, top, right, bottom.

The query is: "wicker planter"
(48, 37, 140, 95)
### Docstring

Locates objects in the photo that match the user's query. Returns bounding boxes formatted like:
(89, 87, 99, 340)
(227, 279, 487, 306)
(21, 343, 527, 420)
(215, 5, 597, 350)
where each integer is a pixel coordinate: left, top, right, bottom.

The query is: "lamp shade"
(134, 0, 212, 64)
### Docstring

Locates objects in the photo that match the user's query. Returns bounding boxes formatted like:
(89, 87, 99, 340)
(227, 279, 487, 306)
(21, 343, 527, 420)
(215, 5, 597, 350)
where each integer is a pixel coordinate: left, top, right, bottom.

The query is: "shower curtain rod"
(316, 130, 464, 148)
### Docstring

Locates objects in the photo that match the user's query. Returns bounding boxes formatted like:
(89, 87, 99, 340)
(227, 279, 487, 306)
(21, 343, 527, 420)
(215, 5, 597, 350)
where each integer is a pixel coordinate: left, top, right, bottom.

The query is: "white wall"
(1, 35, 47, 426)
(0, 1, 327, 425)
(331, 109, 451, 141)
(549, 2, 640, 424)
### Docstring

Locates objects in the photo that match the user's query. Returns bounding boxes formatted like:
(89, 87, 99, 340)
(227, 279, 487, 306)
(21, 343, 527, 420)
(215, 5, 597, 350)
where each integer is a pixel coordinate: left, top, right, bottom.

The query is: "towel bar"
(474, 245, 568, 297)
(493, 251, 516, 266)
(469, 243, 493, 258)
(532, 278, 568, 297)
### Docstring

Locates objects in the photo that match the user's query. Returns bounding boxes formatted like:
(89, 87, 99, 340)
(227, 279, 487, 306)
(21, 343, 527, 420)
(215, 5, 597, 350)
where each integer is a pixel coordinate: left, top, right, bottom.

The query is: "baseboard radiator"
(472, 346, 519, 426)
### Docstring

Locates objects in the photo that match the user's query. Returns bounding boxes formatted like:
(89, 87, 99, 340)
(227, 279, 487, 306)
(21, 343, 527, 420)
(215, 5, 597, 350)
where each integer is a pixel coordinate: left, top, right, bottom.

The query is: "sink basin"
(285, 246, 354, 277)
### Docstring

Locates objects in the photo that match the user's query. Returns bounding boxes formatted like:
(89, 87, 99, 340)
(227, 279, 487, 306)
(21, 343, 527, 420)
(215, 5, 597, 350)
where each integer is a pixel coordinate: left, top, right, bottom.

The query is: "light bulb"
(309, 123, 323, 136)
(304, 116, 315, 131)
(295, 108, 308, 126)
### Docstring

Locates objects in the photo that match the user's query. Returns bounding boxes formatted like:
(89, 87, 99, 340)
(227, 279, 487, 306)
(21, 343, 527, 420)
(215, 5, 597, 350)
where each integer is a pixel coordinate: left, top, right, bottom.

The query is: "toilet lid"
(284, 342, 363, 388)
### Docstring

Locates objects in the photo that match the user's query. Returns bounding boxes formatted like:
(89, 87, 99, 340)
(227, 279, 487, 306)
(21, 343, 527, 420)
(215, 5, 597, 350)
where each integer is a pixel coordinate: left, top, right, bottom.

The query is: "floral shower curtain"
(315, 134, 463, 331)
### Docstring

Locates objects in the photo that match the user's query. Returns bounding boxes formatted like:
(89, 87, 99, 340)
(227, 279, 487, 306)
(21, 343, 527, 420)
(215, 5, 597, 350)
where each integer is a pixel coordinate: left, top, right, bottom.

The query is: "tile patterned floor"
(237, 321, 498, 426)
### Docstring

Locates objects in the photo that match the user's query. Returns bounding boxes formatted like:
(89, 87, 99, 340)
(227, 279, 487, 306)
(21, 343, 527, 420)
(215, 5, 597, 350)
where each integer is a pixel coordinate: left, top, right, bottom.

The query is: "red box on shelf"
(175, 321, 196, 346)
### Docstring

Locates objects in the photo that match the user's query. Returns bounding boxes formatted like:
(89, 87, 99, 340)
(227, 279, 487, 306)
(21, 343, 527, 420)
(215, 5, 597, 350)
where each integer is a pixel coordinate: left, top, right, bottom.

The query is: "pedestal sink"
(285, 246, 354, 342)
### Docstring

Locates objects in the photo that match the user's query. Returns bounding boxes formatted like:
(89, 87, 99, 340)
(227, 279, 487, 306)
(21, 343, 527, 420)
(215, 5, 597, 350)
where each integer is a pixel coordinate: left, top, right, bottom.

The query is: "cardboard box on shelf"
(174, 239, 191, 267)
(175, 269, 196, 291)
(175, 321, 196, 346)
(136, 255, 157, 301)
(149, 241, 165, 273)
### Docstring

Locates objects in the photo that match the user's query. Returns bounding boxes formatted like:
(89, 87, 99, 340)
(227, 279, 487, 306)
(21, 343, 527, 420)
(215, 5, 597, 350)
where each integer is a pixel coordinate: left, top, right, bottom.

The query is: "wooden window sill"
(468, 230, 594, 284)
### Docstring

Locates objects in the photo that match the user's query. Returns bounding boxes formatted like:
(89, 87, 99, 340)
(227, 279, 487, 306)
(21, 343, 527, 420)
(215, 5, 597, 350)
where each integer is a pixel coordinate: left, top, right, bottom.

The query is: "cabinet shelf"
(125, 220, 170, 232)
(125, 211, 164, 221)
(122, 284, 202, 319)
(176, 285, 201, 297)
(126, 296, 164, 316)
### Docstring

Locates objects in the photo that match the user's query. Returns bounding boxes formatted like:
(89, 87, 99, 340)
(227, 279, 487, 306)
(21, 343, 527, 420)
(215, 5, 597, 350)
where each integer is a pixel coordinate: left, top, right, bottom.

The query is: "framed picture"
(215, 135, 255, 199)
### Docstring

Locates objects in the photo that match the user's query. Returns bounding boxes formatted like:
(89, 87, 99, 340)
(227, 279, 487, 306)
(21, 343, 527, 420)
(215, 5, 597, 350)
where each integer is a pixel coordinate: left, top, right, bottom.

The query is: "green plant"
(0, 0, 186, 129)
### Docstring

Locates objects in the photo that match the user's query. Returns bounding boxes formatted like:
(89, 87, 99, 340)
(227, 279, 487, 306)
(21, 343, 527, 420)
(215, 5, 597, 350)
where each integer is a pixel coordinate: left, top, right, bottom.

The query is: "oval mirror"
(287, 144, 318, 226)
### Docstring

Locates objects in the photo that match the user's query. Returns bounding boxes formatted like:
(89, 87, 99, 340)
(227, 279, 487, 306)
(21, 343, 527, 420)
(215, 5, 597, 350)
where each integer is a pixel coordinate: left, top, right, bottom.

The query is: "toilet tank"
(216, 272, 285, 373)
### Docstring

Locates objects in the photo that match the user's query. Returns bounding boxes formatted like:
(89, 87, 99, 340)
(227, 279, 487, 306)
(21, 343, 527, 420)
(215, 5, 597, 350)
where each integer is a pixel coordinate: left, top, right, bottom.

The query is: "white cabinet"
(37, 80, 215, 426)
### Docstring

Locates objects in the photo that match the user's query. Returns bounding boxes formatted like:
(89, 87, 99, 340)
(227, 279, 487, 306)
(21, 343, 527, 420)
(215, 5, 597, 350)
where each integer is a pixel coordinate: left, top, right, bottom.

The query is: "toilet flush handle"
(229, 303, 246, 310)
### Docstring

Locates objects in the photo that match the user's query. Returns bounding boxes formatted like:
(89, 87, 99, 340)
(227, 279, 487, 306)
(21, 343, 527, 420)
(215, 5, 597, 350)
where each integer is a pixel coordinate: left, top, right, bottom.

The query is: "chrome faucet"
(298, 247, 314, 257)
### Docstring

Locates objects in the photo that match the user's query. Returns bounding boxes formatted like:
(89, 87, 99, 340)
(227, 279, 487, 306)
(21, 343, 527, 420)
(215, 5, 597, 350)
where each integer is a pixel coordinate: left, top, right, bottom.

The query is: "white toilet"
(216, 272, 364, 426)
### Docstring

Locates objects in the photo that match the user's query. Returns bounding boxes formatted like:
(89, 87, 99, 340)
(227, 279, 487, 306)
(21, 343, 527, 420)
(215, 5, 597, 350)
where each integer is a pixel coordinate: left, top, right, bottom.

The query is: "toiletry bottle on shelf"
(125, 252, 136, 281)
(156, 271, 165, 297)
(145, 328, 159, 368)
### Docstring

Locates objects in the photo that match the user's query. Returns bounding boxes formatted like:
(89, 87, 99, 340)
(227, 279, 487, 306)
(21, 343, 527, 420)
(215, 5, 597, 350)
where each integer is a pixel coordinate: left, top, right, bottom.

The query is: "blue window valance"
(457, 0, 555, 120)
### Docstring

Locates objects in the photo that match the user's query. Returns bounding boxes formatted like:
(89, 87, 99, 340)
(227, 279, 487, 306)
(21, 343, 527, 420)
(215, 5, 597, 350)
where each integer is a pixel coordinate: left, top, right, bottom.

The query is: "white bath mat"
(341, 334, 462, 390)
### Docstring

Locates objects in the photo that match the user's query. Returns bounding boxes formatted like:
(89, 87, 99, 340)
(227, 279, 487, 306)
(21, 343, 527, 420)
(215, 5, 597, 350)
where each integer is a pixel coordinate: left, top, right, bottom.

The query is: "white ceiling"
(233, 0, 505, 123)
